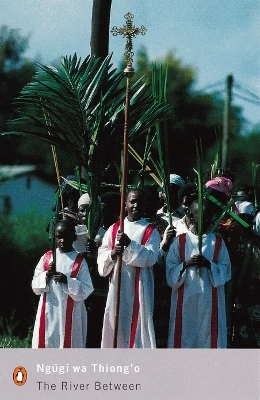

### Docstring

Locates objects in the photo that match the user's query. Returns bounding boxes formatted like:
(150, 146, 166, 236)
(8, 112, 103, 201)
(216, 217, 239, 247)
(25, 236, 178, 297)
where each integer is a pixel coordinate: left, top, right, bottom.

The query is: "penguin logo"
(13, 366, 27, 386)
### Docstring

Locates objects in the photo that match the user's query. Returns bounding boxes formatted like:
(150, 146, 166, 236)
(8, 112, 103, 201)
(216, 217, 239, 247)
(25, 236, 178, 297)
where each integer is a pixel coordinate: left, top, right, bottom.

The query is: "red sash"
(111, 220, 121, 250)
(173, 234, 186, 348)
(211, 235, 222, 348)
(38, 250, 83, 348)
(109, 220, 121, 282)
(174, 234, 222, 348)
(111, 221, 156, 348)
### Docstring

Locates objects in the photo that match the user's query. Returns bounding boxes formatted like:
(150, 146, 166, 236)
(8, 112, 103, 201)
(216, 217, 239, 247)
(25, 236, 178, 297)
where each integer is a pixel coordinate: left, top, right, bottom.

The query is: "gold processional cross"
(110, 13, 147, 348)
(111, 12, 147, 75)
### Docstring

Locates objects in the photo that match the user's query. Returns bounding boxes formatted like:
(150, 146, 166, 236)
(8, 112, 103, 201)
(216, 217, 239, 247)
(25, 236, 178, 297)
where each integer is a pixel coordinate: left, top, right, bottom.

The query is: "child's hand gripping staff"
(46, 261, 68, 284)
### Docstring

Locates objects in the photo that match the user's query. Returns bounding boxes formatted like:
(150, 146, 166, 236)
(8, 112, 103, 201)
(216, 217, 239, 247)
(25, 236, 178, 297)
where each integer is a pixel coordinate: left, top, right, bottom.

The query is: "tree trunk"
(222, 73, 233, 169)
(90, 0, 112, 58)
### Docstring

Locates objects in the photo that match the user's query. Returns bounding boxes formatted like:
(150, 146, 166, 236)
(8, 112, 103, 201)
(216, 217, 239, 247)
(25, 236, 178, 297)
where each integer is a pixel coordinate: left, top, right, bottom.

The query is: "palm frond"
(61, 177, 89, 193)
(252, 162, 260, 209)
(50, 194, 59, 268)
(3, 53, 171, 238)
(128, 143, 161, 187)
(74, 166, 83, 197)
(210, 129, 222, 179)
(152, 63, 172, 223)
(194, 138, 204, 256)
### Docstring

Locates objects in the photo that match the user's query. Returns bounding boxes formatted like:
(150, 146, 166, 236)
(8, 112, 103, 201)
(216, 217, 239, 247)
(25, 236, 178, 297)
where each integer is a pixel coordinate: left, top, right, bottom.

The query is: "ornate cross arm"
(111, 12, 147, 74)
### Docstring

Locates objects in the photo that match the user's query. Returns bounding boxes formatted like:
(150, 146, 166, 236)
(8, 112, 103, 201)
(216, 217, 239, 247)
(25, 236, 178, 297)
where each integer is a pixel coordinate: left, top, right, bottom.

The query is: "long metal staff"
(111, 13, 146, 347)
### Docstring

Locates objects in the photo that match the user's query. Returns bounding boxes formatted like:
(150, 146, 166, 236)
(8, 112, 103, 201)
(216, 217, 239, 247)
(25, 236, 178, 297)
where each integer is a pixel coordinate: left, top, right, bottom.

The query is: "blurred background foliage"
(1, 26, 260, 187)
(0, 210, 50, 340)
(116, 45, 260, 187)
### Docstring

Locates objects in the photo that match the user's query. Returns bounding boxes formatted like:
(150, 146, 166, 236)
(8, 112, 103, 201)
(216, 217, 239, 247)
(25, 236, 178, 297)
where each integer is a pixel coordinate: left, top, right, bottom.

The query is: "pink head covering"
(205, 177, 233, 198)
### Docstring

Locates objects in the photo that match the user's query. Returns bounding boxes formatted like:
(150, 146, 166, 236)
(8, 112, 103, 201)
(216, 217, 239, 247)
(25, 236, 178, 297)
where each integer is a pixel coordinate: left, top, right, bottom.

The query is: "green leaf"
(61, 177, 89, 193)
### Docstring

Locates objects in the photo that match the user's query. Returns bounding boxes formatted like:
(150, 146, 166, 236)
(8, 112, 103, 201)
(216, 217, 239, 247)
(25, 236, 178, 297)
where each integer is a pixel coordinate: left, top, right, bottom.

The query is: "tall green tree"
(205, 124, 260, 189)
(0, 25, 36, 164)
(131, 47, 244, 180)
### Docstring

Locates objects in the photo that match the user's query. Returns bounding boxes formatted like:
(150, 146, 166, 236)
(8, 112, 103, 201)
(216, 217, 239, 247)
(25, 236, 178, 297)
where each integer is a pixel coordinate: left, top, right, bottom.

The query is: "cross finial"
(111, 12, 147, 75)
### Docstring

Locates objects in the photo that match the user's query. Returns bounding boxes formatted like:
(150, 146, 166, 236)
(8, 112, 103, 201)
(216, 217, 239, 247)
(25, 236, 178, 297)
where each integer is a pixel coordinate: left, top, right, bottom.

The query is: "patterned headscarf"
(205, 177, 233, 198)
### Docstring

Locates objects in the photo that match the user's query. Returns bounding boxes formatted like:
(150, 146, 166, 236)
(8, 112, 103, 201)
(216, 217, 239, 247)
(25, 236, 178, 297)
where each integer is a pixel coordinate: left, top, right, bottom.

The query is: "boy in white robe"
(98, 189, 160, 348)
(32, 219, 93, 348)
(166, 200, 231, 348)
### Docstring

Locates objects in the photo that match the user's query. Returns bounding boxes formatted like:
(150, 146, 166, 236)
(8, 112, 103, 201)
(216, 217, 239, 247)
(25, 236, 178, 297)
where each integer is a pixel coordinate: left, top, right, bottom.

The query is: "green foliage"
(6, 54, 170, 162)
(252, 162, 260, 208)
(152, 63, 172, 221)
(133, 47, 245, 179)
(15, 136, 78, 179)
(3, 53, 171, 238)
(0, 25, 30, 70)
(228, 131, 260, 189)
(0, 310, 18, 336)
(0, 333, 32, 348)
(0, 312, 32, 348)
(205, 125, 260, 190)
(0, 25, 37, 164)
(1, 210, 50, 253)
(0, 211, 50, 339)
(194, 139, 204, 257)
(0, 27, 252, 190)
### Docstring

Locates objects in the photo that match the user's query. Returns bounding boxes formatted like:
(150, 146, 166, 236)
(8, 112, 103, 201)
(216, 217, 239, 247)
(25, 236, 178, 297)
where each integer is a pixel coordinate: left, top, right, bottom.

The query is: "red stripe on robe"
(129, 224, 156, 348)
(111, 221, 156, 348)
(174, 234, 223, 348)
(38, 250, 52, 348)
(173, 234, 186, 348)
(63, 253, 84, 348)
(110, 220, 121, 282)
(210, 236, 222, 348)
(38, 250, 83, 348)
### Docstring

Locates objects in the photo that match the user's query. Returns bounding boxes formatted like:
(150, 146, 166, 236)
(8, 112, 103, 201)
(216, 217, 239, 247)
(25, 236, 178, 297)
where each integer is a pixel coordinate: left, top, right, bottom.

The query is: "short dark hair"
(100, 191, 121, 209)
(126, 188, 147, 200)
(56, 218, 75, 232)
(178, 183, 197, 204)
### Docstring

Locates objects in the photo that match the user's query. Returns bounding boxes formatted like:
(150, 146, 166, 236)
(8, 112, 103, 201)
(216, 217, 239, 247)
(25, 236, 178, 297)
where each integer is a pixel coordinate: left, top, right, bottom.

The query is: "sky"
(2, 0, 260, 131)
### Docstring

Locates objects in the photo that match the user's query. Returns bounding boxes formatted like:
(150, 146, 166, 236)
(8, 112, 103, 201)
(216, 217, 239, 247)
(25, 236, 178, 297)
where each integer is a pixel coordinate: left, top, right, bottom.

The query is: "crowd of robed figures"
(31, 172, 260, 349)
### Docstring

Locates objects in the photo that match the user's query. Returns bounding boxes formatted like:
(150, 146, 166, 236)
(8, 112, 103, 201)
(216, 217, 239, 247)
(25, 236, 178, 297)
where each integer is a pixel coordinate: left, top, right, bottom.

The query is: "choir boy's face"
(125, 191, 146, 222)
(56, 224, 76, 252)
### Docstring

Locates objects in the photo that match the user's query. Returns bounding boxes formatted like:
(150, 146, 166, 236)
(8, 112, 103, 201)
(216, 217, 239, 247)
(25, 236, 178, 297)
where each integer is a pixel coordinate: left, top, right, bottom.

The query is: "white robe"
(158, 216, 190, 266)
(173, 215, 190, 235)
(73, 226, 106, 253)
(32, 249, 93, 348)
(98, 217, 160, 348)
(166, 231, 231, 348)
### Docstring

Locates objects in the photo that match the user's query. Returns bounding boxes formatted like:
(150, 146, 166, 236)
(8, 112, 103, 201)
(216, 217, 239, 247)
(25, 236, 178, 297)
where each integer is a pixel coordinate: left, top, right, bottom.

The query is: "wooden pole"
(112, 71, 133, 348)
(222, 73, 233, 169)
(111, 13, 146, 348)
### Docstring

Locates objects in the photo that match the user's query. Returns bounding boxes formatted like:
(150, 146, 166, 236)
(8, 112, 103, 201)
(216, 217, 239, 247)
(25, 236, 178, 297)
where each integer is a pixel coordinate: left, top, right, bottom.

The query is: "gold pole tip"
(124, 66, 135, 77)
